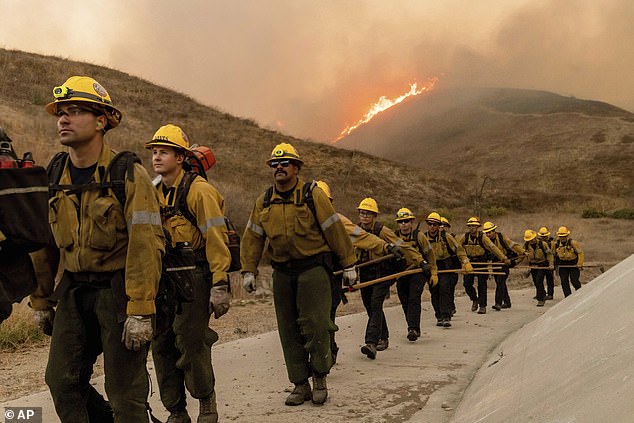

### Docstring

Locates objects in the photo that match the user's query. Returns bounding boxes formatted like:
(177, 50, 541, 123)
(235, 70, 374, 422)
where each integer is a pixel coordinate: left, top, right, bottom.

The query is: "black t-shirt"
(69, 161, 97, 201)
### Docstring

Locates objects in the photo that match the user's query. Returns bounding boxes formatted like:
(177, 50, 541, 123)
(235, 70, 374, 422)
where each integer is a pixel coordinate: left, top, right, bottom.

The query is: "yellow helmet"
(523, 229, 537, 242)
(145, 124, 190, 151)
(45, 76, 122, 130)
(315, 180, 333, 200)
(538, 226, 551, 237)
(467, 216, 481, 227)
(426, 212, 442, 224)
(357, 197, 379, 214)
(482, 221, 497, 233)
(557, 226, 571, 237)
(440, 216, 450, 227)
(266, 142, 303, 164)
(395, 207, 416, 221)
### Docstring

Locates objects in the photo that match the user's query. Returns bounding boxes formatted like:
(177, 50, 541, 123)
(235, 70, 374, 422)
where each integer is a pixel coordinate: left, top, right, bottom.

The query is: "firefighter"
(538, 226, 556, 300)
(240, 143, 357, 406)
(315, 181, 402, 364)
(425, 212, 470, 327)
(482, 222, 524, 310)
(523, 229, 554, 306)
(554, 226, 584, 297)
(147, 125, 231, 423)
(355, 197, 408, 359)
(457, 217, 508, 314)
(439, 216, 458, 313)
(29, 76, 164, 422)
(394, 208, 438, 341)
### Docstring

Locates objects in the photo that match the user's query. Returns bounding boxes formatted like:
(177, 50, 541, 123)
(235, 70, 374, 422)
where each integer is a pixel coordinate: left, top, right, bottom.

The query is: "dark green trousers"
(46, 280, 149, 423)
(151, 264, 218, 412)
(273, 265, 334, 383)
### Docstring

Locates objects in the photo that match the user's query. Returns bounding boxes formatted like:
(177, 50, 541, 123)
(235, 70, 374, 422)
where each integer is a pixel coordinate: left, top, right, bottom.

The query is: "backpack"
(159, 170, 241, 272)
(263, 180, 318, 215)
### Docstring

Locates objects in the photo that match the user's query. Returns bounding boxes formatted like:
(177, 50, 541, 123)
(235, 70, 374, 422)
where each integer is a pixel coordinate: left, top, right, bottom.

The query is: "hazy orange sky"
(1, 0, 633, 141)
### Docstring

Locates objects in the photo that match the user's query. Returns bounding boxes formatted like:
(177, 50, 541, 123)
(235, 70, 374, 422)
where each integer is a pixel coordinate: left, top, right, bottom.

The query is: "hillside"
(0, 48, 465, 227)
(337, 87, 634, 212)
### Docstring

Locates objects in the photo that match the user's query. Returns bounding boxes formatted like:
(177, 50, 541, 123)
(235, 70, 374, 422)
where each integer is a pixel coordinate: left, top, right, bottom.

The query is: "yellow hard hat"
(557, 226, 571, 237)
(45, 76, 122, 130)
(315, 180, 333, 200)
(426, 212, 442, 224)
(395, 207, 416, 221)
(467, 216, 481, 227)
(266, 142, 303, 164)
(357, 197, 379, 214)
(145, 124, 190, 151)
(538, 226, 551, 237)
(524, 229, 537, 242)
(440, 216, 450, 227)
(482, 221, 497, 233)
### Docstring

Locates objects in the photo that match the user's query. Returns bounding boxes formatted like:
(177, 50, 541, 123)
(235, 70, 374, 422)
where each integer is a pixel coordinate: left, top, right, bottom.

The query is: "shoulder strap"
(262, 186, 274, 208)
(173, 171, 198, 227)
(412, 224, 424, 252)
(46, 152, 69, 197)
(497, 233, 510, 253)
(371, 221, 384, 237)
(442, 231, 456, 254)
(105, 151, 141, 208)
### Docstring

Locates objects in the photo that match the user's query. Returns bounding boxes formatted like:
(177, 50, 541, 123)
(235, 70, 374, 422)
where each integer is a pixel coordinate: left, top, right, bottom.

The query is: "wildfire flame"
(335, 77, 438, 142)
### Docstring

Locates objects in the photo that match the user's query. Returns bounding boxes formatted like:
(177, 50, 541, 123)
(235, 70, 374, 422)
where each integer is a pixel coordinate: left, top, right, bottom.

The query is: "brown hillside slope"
(338, 87, 634, 212)
(0, 48, 465, 227)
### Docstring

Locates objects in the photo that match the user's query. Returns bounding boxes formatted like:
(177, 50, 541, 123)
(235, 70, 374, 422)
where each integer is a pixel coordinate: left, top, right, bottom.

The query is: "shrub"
(582, 208, 607, 218)
(485, 206, 508, 217)
(611, 208, 634, 219)
(0, 305, 47, 351)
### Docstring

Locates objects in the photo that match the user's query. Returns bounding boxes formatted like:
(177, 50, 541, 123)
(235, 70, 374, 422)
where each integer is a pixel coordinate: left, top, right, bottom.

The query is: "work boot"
(407, 329, 418, 341)
(443, 318, 452, 328)
(376, 338, 389, 351)
(311, 375, 328, 405)
(501, 303, 511, 309)
(537, 300, 545, 307)
(492, 304, 502, 311)
(471, 301, 479, 312)
(451, 308, 457, 316)
(436, 319, 443, 327)
(361, 343, 377, 359)
(545, 295, 554, 300)
(477, 307, 486, 314)
(285, 381, 312, 406)
(198, 393, 218, 423)
(167, 410, 192, 423)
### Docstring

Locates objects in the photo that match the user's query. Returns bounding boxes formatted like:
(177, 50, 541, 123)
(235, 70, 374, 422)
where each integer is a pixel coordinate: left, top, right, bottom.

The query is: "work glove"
(419, 261, 432, 277)
(342, 267, 358, 287)
(386, 243, 404, 259)
(121, 315, 152, 351)
(242, 272, 256, 293)
(430, 273, 439, 287)
(463, 262, 474, 273)
(33, 309, 55, 336)
(210, 282, 231, 319)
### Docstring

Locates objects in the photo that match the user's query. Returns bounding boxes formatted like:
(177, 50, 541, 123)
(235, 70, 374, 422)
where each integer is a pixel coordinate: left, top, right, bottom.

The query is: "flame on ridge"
(335, 77, 438, 142)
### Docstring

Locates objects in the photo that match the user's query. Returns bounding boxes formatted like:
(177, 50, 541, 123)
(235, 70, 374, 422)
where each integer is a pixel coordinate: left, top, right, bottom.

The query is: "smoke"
(0, 0, 632, 142)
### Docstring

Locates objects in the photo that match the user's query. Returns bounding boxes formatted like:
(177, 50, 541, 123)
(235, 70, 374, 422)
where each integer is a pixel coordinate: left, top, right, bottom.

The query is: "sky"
(1, 0, 633, 142)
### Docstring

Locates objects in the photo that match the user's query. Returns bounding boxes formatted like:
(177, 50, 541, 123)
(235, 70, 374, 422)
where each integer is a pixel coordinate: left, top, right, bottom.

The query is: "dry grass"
(0, 300, 47, 351)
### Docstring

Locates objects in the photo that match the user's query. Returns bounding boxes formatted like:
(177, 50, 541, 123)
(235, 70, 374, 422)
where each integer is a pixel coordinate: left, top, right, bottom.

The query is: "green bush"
(582, 208, 607, 218)
(485, 206, 508, 217)
(611, 208, 634, 219)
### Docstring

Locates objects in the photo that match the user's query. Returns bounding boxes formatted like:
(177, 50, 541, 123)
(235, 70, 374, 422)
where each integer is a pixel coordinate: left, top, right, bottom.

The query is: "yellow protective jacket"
(241, 180, 356, 272)
(339, 213, 389, 256)
(526, 240, 554, 266)
(426, 230, 469, 265)
(30, 144, 164, 315)
(457, 231, 506, 261)
(157, 169, 231, 285)
(395, 228, 438, 276)
(489, 232, 525, 258)
(356, 221, 420, 268)
(554, 239, 584, 265)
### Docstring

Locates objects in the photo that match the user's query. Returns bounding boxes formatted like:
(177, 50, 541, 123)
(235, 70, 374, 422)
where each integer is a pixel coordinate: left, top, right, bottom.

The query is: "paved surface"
(451, 255, 634, 423)
(2, 287, 556, 422)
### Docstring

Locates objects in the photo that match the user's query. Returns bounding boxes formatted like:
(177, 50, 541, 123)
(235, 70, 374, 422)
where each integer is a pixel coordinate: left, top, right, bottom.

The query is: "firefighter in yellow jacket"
(524, 229, 554, 306)
(482, 222, 525, 310)
(146, 124, 231, 423)
(425, 212, 471, 327)
(29, 76, 164, 422)
(457, 217, 508, 314)
(538, 226, 556, 300)
(554, 226, 584, 297)
(241, 144, 357, 406)
(394, 208, 438, 341)
(315, 180, 402, 364)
